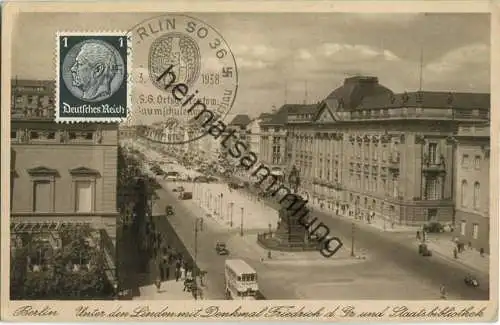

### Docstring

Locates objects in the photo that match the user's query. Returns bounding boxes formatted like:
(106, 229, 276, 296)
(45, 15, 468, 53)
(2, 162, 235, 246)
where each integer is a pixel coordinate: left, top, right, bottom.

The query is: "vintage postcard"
(1, 0, 498, 322)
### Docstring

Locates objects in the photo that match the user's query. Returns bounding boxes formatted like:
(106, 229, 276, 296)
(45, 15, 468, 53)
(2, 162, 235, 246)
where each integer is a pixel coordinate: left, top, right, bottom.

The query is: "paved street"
(227, 174, 490, 300)
(126, 139, 488, 300)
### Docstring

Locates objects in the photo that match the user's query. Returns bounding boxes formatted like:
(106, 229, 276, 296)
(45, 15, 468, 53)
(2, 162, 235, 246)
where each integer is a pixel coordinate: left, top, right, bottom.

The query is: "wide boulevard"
(129, 139, 489, 300)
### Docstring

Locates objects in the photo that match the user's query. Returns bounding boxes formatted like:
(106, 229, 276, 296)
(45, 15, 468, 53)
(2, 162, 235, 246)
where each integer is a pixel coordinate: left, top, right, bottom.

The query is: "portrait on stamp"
(57, 33, 130, 122)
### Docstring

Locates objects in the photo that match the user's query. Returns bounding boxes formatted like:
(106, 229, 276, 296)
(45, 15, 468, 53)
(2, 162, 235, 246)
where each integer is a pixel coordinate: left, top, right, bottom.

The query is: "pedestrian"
(416, 230, 421, 241)
(439, 284, 447, 300)
(453, 247, 458, 259)
(180, 264, 186, 280)
(155, 274, 162, 293)
(161, 254, 169, 281)
(175, 267, 181, 282)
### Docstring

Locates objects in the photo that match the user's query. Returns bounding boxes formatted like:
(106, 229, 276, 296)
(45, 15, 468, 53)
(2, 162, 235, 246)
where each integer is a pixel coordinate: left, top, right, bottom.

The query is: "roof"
(359, 91, 490, 110)
(260, 104, 320, 126)
(277, 104, 318, 115)
(229, 114, 251, 126)
(325, 76, 393, 110)
(225, 259, 256, 274)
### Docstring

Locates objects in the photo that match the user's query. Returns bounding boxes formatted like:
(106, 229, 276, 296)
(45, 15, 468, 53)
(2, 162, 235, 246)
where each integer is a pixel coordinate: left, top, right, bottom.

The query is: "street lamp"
(351, 222, 355, 257)
(219, 193, 223, 218)
(194, 217, 203, 300)
(230, 202, 234, 227)
(240, 207, 244, 236)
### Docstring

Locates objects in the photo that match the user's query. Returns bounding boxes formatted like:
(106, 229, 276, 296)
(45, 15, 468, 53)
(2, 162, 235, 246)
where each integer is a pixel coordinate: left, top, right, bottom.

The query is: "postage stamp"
(1, 1, 498, 323)
(126, 14, 238, 144)
(55, 32, 131, 123)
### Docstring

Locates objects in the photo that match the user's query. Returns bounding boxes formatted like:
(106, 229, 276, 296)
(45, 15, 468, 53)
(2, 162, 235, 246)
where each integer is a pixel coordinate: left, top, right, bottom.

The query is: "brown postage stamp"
(1, 0, 498, 322)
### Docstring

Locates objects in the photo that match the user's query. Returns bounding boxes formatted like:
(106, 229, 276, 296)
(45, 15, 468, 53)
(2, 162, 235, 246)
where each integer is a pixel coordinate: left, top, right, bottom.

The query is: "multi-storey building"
(10, 79, 119, 287)
(118, 125, 137, 141)
(218, 114, 252, 166)
(259, 106, 316, 180)
(452, 123, 490, 252)
(270, 76, 489, 226)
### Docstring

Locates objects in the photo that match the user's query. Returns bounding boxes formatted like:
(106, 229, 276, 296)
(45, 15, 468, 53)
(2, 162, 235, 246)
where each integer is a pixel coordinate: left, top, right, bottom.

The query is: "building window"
(461, 180, 468, 207)
(428, 143, 438, 164)
(474, 155, 481, 169)
(460, 220, 466, 236)
(47, 132, 56, 140)
(85, 132, 93, 140)
(473, 182, 480, 210)
(425, 177, 439, 200)
(30, 131, 39, 139)
(75, 181, 93, 213)
(33, 180, 51, 212)
(461, 154, 470, 168)
(11, 131, 17, 139)
(70, 167, 99, 213)
(472, 223, 479, 239)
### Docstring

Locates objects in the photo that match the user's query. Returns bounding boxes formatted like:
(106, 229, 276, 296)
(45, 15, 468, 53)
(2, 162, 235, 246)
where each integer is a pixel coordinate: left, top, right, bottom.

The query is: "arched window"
(473, 182, 480, 210)
(461, 180, 468, 207)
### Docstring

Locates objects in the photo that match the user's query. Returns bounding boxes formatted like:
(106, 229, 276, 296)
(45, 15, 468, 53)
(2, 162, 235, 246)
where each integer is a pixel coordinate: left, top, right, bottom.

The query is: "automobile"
(215, 242, 229, 255)
(207, 176, 219, 183)
(423, 222, 445, 233)
(164, 171, 180, 181)
(194, 176, 209, 183)
(178, 192, 193, 200)
(165, 205, 174, 216)
(228, 182, 241, 190)
(418, 243, 432, 256)
(172, 186, 184, 192)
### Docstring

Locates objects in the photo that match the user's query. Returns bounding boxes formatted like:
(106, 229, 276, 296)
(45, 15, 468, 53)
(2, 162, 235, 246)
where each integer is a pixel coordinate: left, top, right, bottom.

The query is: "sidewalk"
(423, 235, 489, 276)
(163, 180, 279, 232)
(133, 279, 194, 300)
(309, 200, 418, 234)
(229, 232, 369, 267)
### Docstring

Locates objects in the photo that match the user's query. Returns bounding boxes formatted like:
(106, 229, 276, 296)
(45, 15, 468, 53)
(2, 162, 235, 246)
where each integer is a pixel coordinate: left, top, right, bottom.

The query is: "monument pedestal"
(258, 195, 319, 252)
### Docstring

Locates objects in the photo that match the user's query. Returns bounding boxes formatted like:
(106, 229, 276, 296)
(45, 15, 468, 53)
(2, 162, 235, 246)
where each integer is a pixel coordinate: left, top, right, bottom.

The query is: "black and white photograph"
(2, 2, 496, 321)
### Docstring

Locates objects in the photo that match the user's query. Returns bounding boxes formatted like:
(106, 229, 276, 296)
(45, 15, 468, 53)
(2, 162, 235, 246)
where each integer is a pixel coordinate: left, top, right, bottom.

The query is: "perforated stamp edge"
(54, 31, 133, 124)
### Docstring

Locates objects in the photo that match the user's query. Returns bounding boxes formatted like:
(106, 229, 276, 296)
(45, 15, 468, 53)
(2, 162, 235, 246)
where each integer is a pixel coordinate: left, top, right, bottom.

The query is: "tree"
(10, 226, 114, 300)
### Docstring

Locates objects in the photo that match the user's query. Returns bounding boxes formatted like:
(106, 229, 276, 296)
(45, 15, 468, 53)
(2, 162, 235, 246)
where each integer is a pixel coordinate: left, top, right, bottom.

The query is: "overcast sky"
(12, 12, 490, 117)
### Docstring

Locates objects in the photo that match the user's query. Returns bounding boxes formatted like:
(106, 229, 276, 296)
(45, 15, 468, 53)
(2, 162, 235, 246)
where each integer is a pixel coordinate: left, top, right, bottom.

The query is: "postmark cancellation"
(55, 31, 132, 123)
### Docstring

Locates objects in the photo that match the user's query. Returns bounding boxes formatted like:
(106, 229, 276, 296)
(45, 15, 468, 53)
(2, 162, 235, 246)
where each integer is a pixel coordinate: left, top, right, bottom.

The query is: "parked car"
(207, 176, 219, 183)
(194, 176, 209, 183)
(215, 242, 229, 255)
(228, 182, 243, 190)
(172, 186, 184, 192)
(178, 192, 193, 200)
(423, 222, 445, 233)
(418, 243, 432, 256)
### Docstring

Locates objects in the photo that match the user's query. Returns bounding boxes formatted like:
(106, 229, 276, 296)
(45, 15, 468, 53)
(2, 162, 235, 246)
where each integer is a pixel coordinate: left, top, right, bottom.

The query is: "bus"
(224, 259, 259, 300)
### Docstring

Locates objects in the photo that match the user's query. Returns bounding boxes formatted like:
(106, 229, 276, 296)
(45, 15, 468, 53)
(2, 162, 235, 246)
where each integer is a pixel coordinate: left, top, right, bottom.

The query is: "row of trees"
(10, 226, 114, 300)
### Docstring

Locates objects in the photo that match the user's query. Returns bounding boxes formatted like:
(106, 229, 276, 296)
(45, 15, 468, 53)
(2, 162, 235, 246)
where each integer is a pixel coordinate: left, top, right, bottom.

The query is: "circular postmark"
(61, 39, 125, 103)
(127, 14, 239, 145)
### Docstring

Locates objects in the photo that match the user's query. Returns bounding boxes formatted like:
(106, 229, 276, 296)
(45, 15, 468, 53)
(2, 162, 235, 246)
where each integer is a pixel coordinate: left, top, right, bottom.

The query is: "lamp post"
(240, 207, 244, 236)
(351, 222, 355, 257)
(220, 193, 224, 218)
(230, 202, 234, 227)
(194, 217, 203, 300)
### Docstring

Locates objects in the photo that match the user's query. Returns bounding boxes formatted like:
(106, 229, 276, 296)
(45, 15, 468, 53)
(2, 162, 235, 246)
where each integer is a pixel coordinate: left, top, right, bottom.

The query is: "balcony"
(422, 157, 446, 174)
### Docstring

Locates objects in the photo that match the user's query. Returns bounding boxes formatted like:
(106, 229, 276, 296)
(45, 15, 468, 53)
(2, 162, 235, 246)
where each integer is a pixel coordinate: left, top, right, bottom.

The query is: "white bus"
(224, 259, 259, 300)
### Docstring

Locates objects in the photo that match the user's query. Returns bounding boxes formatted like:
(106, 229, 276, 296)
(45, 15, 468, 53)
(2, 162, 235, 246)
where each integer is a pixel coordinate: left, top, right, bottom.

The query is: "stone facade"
(453, 123, 490, 252)
(262, 77, 490, 226)
(10, 79, 119, 240)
